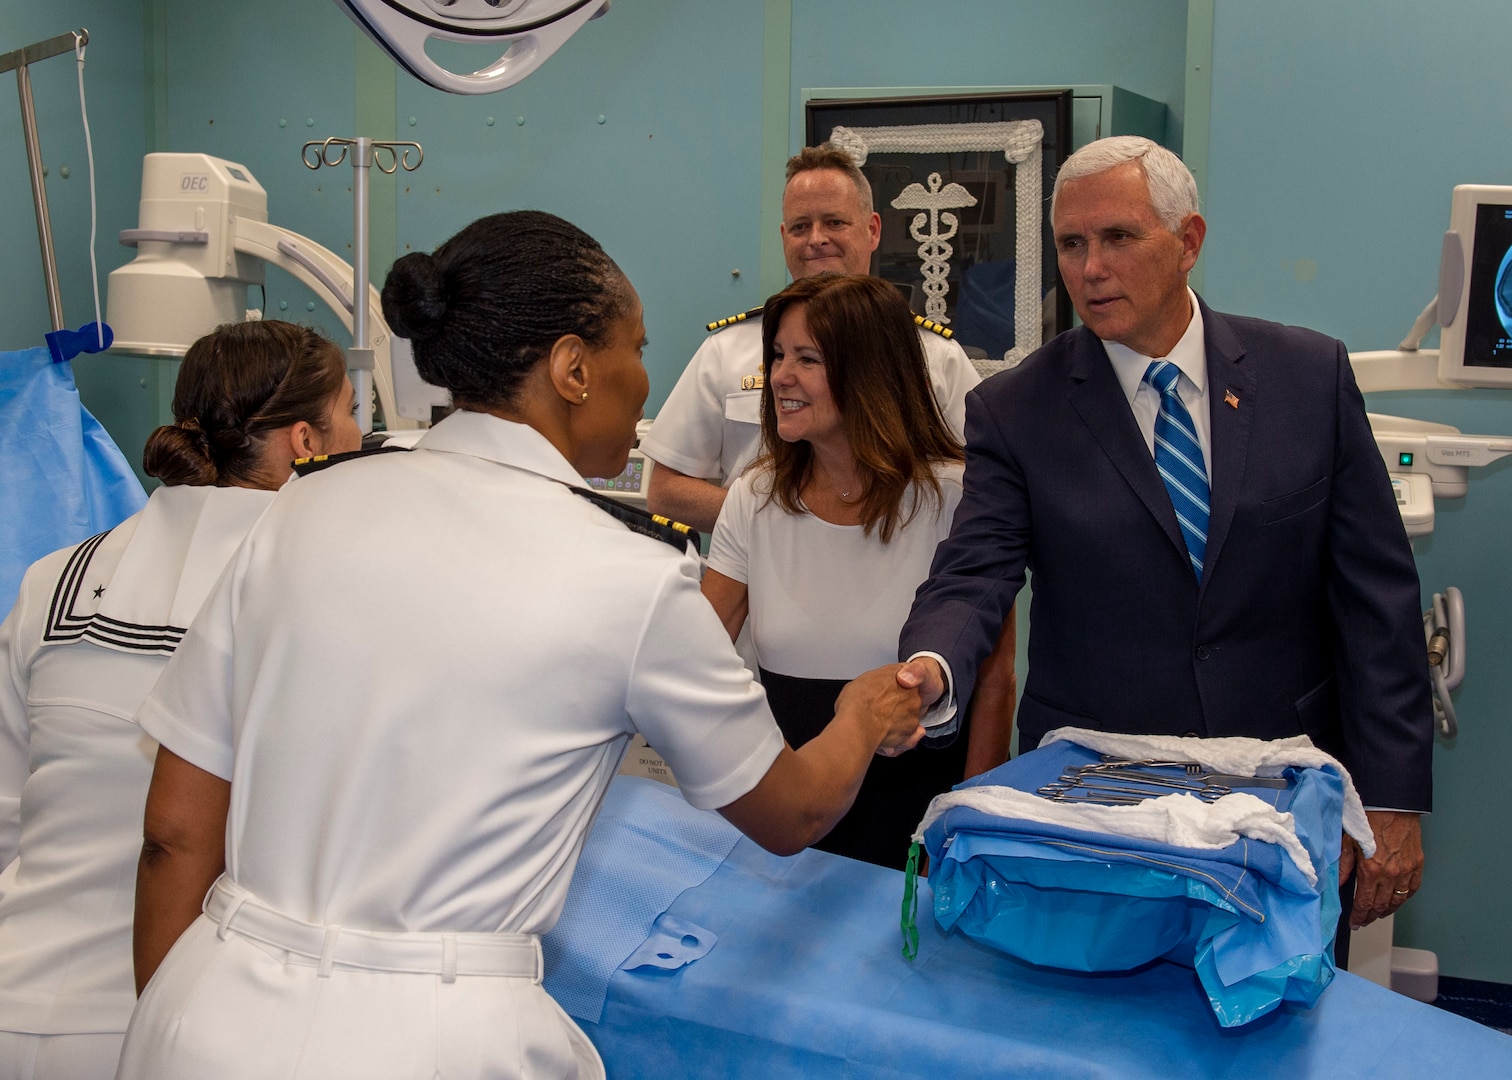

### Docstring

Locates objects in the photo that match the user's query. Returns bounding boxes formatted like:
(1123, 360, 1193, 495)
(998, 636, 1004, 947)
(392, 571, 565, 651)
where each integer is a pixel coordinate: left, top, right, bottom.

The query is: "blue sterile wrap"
(918, 741, 1343, 1026)
(553, 776, 1512, 1078)
(542, 777, 739, 1021)
(0, 345, 146, 620)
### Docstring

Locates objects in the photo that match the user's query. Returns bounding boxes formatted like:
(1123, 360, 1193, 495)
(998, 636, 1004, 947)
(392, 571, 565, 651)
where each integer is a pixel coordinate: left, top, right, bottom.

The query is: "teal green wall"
(157, 0, 360, 355)
(392, 0, 769, 413)
(1200, 0, 1512, 984)
(791, 0, 1191, 149)
(5, 0, 1506, 983)
(22, 0, 1188, 444)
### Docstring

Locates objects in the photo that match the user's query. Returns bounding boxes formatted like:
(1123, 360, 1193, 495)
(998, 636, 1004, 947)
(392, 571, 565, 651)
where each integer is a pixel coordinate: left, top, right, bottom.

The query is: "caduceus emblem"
(891, 173, 978, 323)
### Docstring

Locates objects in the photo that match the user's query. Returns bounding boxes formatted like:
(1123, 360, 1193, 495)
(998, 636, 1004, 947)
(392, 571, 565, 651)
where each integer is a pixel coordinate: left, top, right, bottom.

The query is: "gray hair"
(785, 144, 875, 216)
(1052, 136, 1199, 233)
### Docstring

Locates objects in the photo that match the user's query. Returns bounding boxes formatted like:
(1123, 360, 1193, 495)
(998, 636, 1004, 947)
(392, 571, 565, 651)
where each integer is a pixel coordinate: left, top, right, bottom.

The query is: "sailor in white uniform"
(0, 321, 359, 1080)
(119, 212, 924, 1080)
(641, 144, 981, 533)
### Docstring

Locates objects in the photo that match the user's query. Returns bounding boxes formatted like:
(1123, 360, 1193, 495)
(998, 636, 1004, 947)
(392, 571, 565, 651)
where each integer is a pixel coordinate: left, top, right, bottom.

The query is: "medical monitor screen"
(1462, 203, 1512, 369)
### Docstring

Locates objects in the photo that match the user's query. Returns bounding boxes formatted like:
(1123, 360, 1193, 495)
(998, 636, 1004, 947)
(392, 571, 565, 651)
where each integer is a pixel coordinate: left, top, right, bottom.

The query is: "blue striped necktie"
(1143, 360, 1209, 581)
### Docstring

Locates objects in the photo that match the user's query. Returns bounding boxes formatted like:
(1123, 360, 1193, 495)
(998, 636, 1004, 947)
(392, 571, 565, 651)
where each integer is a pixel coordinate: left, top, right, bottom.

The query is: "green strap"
(901, 840, 922, 960)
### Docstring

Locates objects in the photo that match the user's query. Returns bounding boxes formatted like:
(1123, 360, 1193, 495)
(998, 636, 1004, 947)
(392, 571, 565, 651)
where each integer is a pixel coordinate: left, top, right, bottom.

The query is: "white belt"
(204, 877, 543, 984)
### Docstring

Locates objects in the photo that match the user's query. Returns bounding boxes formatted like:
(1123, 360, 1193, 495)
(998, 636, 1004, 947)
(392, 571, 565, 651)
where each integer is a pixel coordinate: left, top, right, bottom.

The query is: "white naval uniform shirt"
(0, 485, 274, 1035)
(639, 316, 981, 485)
(135, 409, 784, 937)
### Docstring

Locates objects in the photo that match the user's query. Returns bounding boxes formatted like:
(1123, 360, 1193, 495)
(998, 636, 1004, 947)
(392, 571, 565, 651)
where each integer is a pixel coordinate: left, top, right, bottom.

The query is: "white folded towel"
(1041, 727, 1373, 857)
(912, 727, 1376, 888)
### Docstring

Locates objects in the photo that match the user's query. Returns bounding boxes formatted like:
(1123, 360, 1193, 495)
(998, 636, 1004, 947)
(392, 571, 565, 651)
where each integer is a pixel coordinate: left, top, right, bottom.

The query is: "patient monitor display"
(1461, 204, 1512, 368)
(1437, 186, 1512, 384)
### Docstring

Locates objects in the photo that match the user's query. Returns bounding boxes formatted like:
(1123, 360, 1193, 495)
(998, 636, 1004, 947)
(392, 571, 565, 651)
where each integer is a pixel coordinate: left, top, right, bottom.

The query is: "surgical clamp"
(1086, 757, 1291, 790)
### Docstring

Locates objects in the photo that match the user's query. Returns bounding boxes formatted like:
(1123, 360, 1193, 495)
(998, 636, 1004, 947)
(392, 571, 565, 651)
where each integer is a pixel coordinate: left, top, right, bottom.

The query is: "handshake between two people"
(837, 657, 947, 760)
(720, 658, 949, 857)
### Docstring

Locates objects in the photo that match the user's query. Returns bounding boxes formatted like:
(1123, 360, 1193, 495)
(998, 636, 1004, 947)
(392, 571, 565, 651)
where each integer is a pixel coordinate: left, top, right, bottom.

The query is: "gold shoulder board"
(292, 444, 411, 477)
(570, 486, 702, 553)
(913, 314, 955, 339)
(705, 307, 764, 333)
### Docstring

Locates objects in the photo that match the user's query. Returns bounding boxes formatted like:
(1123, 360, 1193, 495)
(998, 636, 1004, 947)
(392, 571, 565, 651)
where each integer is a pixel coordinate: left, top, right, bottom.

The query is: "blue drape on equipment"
(919, 742, 1342, 1027)
(1, 346, 146, 620)
(550, 776, 1512, 1078)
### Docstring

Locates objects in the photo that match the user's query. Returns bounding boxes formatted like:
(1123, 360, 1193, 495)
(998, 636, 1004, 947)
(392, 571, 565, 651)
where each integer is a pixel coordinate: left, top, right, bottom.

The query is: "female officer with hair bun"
(117, 210, 924, 1080)
(0, 320, 358, 1080)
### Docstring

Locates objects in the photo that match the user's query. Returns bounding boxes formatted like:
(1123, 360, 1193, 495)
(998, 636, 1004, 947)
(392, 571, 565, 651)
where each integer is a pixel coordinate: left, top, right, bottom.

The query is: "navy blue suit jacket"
(900, 299, 1433, 811)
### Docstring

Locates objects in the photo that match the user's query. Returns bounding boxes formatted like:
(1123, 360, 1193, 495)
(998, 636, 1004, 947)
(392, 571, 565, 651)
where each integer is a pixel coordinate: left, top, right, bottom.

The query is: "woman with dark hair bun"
(0, 320, 358, 1080)
(118, 211, 924, 1080)
(142, 319, 359, 488)
(701, 274, 1018, 869)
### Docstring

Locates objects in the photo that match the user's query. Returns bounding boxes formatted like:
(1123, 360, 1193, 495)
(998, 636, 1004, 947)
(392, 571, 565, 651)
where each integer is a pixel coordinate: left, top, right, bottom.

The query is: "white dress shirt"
(1102, 288, 1211, 481)
(917, 289, 1210, 730)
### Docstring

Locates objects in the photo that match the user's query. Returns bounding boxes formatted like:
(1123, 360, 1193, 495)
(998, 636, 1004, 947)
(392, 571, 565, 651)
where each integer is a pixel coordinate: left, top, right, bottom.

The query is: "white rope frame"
(830, 120, 1044, 366)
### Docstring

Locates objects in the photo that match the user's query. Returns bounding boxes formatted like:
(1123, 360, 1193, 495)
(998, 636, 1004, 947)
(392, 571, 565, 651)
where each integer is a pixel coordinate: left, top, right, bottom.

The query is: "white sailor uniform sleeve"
(0, 559, 49, 863)
(922, 333, 982, 442)
(625, 552, 782, 812)
(638, 332, 736, 481)
(132, 549, 242, 781)
(705, 473, 756, 586)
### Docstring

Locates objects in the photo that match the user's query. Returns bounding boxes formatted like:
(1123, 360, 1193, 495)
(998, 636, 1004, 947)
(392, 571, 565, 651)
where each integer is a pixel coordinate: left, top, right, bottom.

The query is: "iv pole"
(1, 28, 89, 333)
(301, 137, 422, 433)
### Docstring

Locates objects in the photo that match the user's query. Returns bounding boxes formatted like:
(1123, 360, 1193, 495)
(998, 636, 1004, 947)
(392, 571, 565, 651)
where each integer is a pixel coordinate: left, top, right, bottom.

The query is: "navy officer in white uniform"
(117, 211, 925, 1080)
(641, 143, 981, 534)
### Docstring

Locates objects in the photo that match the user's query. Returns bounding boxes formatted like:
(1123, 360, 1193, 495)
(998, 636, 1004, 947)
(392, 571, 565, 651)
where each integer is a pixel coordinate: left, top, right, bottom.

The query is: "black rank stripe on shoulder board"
(913, 314, 954, 339)
(292, 444, 412, 477)
(705, 307, 764, 333)
(570, 486, 701, 553)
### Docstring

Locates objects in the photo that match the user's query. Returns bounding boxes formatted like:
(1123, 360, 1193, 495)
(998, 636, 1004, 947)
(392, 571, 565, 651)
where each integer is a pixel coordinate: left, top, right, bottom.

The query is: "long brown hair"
(142, 320, 347, 487)
(757, 274, 963, 542)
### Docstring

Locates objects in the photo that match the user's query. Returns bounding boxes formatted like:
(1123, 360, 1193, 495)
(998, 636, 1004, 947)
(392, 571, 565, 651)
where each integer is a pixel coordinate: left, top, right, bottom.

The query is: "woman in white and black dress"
(0, 321, 359, 1080)
(116, 212, 924, 1080)
(701, 274, 1016, 869)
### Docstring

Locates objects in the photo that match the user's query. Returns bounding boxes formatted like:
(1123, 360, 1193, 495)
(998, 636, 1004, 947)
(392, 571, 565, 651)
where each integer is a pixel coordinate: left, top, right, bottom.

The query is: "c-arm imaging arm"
(107, 153, 444, 433)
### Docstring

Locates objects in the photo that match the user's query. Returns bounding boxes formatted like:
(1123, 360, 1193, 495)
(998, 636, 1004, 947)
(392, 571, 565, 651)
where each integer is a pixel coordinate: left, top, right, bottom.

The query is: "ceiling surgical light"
(331, 0, 611, 95)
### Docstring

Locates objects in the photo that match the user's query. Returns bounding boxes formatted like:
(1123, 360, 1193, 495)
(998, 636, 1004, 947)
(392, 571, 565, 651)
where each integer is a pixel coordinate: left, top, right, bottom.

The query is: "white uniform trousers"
(115, 878, 604, 1080)
(0, 1032, 124, 1080)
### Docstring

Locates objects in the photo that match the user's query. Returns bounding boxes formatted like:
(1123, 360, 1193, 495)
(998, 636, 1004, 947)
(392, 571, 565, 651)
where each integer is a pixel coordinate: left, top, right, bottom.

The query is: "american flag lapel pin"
(1224, 389, 1240, 409)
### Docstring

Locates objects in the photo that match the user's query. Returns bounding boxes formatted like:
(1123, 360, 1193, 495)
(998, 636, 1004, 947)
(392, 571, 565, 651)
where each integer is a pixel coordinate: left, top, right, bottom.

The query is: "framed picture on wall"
(806, 90, 1071, 368)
